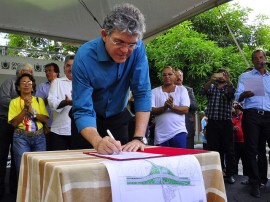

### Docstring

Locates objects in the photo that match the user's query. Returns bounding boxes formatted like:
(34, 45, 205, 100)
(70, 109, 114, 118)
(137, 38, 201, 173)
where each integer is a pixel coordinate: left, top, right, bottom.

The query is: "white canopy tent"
(0, 0, 231, 44)
(0, 0, 232, 138)
(0, 0, 231, 85)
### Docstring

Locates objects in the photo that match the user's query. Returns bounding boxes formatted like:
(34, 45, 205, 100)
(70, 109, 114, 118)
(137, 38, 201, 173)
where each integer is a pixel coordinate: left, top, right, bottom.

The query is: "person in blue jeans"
(0, 63, 34, 197)
(8, 74, 49, 176)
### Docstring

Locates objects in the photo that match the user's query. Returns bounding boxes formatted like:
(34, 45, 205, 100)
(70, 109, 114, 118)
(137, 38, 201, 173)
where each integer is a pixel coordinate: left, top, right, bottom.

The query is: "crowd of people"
(201, 50, 270, 198)
(0, 3, 269, 200)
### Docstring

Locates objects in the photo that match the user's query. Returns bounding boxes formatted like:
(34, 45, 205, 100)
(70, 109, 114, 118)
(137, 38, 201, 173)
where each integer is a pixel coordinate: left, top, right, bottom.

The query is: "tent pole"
(218, 7, 250, 67)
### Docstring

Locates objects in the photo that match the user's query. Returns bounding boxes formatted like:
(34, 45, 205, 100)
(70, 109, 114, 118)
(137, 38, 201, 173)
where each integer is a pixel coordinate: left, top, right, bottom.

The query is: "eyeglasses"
(107, 35, 138, 49)
(20, 81, 33, 86)
(162, 73, 174, 77)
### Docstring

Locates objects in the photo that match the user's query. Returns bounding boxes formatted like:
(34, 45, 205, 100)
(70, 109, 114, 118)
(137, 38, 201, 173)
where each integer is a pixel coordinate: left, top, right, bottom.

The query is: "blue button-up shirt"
(36, 81, 53, 127)
(72, 37, 151, 132)
(235, 68, 270, 111)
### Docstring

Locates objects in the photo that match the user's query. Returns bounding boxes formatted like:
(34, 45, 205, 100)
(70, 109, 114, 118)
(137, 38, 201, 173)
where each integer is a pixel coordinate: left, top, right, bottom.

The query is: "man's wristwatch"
(132, 136, 148, 144)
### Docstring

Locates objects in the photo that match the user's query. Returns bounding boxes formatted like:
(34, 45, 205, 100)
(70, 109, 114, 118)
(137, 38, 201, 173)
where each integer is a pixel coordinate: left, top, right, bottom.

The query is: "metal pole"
(218, 7, 250, 67)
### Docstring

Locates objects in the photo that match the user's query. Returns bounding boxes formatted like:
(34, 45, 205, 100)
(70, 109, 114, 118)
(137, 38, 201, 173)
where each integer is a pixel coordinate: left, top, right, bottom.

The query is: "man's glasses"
(162, 73, 174, 77)
(107, 35, 138, 49)
(20, 81, 33, 86)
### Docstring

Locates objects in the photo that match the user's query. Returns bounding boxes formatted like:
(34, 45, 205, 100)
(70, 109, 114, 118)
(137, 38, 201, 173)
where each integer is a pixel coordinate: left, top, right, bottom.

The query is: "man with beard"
(203, 69, 236, 184)
(235, 50, 270, 198)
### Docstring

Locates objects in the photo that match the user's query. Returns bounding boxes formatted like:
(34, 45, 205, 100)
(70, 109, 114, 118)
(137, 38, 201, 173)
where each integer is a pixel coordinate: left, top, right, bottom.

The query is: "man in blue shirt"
(72, 3, 151, 155)
(235, 49, 270, 198)
(36, 63, 60, 150)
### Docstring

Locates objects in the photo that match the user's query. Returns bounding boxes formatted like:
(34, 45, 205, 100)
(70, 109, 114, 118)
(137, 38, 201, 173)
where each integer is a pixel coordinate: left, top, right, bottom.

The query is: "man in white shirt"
(48, 55, 74, 150)
(151, 66, 190, 147)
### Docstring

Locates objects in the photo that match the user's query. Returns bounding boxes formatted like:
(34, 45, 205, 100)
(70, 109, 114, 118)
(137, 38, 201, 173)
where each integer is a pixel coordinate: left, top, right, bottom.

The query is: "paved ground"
(194, 143, 270, 178)
(225, 175, 270, 202)
(195, 143, 270, 201)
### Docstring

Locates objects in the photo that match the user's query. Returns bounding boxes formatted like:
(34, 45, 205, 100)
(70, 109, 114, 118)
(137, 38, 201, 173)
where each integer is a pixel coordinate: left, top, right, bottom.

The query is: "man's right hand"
(95, 136, 122, 155)
(165, 96, 174, 109)
(239, 91, 254, 102)
(81, 127, 122, 155)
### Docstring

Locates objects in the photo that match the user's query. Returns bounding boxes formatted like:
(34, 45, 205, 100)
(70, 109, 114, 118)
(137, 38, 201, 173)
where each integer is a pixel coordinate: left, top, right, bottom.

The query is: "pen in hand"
(106, 129, 115, 139)
(106, 129, 122, 154)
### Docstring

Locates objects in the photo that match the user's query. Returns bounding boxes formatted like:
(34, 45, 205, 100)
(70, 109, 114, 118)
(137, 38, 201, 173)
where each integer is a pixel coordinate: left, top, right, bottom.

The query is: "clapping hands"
(23, 95, 32, 111)
(165, 95, 174, 109)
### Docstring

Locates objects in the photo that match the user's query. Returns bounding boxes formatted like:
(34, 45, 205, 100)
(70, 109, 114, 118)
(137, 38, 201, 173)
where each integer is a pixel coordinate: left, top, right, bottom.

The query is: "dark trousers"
(70, 121, 93, 149)
(50, 132, 72, 150)
(0, 119, 17, 195)
(242, 109, 270, 186)
(186, 117, 195, 149)
(45, 129, 52, 151)
(96, 108, 132, 145)
(69, 108, 93, 149)
(257, 136, 268, 184)
(206, 119, 235, 176)
(234, 142, 247, 175)
(186, 135, 195, 149)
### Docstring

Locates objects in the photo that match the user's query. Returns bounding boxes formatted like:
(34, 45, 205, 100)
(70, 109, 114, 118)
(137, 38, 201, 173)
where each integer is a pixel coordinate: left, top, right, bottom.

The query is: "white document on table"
(243, 77, 265, 96)
(102, 155, 206, 202)
(94, 151, 163, 160)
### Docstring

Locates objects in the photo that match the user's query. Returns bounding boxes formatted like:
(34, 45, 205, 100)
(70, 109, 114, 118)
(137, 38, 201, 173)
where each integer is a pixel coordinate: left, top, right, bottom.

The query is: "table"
(17, 149, 227, 202)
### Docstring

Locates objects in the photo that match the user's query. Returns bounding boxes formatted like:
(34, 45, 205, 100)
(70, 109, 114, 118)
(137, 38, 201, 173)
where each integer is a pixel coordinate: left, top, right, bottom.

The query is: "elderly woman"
(8, 73, 48, 175)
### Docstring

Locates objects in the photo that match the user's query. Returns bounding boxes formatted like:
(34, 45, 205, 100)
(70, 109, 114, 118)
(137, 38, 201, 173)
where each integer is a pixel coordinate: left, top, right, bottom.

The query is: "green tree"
(190, 3, 252, 48)
(146, 2, 270, 110)
(6, 34, 78, 61)
(251, 16, 270, 50)
(146, 21, 247, 110)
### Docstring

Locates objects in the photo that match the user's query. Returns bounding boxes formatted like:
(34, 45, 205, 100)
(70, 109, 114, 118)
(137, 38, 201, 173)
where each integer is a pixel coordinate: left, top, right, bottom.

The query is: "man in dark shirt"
(174, 69, 198, 149)
(204, 68, 236, 184)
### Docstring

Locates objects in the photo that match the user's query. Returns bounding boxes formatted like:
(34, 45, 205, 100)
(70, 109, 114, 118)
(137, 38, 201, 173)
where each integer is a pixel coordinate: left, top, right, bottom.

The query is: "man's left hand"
(122, 139, 146, 152)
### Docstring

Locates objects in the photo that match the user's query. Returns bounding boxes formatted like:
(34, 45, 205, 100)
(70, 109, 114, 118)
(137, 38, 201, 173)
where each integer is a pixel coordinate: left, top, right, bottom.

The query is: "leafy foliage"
(146, 3, 270, 110)
(190, 3, 252, 48)
(7, 34, 78, 61)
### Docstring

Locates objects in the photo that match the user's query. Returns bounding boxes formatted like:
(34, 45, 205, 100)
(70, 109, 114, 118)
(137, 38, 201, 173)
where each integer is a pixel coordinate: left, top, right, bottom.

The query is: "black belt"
(244, 108, 270, 116)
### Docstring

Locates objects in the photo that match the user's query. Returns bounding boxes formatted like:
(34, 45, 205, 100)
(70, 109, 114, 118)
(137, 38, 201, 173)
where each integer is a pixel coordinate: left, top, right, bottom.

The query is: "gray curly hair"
(103, 3, 146, 39)
(16, 63, 34, 76)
